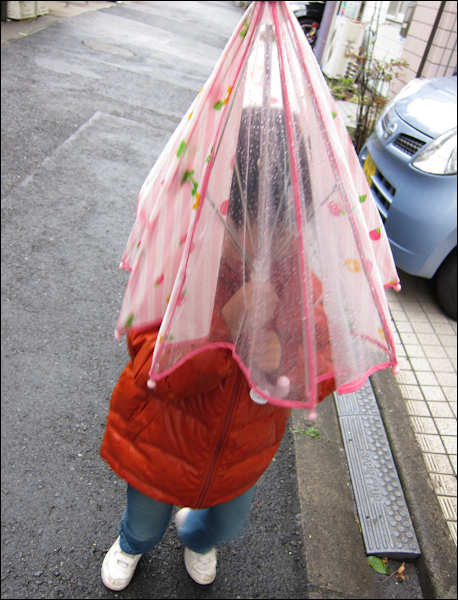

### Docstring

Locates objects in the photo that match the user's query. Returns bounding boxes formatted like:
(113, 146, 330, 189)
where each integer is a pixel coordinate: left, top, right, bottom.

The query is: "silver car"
(359, 76, 457, 320)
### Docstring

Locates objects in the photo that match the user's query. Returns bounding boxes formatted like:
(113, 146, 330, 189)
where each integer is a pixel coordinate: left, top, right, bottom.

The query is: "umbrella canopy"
(115, 1, 400, 416)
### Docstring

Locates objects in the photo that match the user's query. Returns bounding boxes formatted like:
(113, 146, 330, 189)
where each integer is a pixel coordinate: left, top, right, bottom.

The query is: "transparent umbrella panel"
(115, 2, 400, 414)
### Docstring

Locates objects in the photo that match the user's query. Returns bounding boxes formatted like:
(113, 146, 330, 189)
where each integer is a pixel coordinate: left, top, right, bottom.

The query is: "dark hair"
(227, 106, 313, 231)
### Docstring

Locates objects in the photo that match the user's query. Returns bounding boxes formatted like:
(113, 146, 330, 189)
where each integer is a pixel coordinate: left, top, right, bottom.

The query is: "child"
(100, 106, 334, 591)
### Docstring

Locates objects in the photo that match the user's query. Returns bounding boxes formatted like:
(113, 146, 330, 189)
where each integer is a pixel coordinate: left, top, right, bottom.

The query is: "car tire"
(436, 248, 457, 321)
(298, 18, 319, 47)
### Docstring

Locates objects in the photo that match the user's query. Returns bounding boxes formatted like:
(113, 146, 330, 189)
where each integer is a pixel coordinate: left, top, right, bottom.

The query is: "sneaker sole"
(101, 566, 133, 592)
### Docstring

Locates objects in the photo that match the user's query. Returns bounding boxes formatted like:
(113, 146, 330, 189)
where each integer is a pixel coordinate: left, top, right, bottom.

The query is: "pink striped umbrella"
(114, 1, 400, 418)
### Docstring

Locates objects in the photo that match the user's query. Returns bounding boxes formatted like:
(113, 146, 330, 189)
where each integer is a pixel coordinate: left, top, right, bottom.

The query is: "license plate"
(363, 153, 376, 188)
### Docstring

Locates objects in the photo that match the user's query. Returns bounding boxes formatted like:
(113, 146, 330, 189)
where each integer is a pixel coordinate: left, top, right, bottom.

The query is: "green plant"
(347, 5, 408, 153)
(351, 55, 408, 154)
(326, 76, 357, 101)
(289, 425, 322, 438)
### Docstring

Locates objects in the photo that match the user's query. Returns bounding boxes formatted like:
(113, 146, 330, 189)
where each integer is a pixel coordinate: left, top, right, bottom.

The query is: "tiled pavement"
(386, 270, 457, 545)
(335, 99, 457, 546)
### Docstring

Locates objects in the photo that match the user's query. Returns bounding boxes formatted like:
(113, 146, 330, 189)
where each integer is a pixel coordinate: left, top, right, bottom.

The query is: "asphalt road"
(1, 2, 309, 598)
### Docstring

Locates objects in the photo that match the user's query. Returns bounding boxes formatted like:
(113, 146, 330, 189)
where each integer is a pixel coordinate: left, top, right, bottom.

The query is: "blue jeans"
(118, 484, 256, 555)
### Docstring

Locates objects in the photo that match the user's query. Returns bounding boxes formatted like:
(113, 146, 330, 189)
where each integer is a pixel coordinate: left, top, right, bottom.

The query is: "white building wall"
(322, 1, 457, 99)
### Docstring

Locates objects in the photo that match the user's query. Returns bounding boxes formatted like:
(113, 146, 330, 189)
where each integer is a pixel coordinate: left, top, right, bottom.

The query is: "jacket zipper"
(195, 369, 242, 508)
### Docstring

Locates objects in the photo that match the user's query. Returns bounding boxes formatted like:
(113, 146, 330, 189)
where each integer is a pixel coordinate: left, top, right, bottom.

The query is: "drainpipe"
(417, 1, 446, 78)
(314, 1, 339, 64)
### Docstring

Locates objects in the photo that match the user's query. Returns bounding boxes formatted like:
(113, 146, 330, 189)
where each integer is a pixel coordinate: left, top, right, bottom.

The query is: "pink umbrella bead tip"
(394, 284, 402, 292)
(391, 364, 400, 375)
(147, 379, 157, 390)
(275, 376, 290, 398)
(114, 329, 122, 341)
(307, 409, 318, 421)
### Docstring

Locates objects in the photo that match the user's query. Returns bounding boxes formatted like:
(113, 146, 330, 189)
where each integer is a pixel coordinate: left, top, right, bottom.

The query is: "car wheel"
(436, 249, 457, 321)
(298, 18, 319, 47)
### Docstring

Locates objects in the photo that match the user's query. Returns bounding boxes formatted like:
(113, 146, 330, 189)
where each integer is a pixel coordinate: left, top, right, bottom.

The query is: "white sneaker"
(184, 546, 217, 585)
(175, 508, 217, 585)
(101, 536, 142, 591)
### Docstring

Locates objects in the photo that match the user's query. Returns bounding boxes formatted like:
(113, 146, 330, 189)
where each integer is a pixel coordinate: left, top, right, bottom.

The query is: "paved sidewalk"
(386, 272, 457, 544)
(1, 0, 116, 43)
(335, 100, 457, 546)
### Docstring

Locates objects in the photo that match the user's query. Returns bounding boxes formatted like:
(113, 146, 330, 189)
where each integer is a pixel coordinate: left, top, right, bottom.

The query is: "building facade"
(320, 1, 457, 98)
(391, 0, 457, 96)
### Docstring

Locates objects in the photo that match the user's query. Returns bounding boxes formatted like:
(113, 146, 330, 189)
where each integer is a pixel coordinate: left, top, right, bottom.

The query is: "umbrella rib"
(270, 133, 291, 253)
(233, 158, 256, 260)
(320, 184, 339, 207)
(205, 191, 255, 271)
(271, 0, 317, 408)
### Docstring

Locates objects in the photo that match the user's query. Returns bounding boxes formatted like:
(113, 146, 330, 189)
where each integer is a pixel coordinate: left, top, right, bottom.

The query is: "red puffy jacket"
(100, 328, 293, 508)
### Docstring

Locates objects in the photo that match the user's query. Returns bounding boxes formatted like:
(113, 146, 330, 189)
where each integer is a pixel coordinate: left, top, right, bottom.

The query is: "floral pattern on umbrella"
(115, 1, 400, 416)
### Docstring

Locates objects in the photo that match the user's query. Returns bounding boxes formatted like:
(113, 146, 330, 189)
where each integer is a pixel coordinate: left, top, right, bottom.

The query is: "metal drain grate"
(334, 381, 421, 558)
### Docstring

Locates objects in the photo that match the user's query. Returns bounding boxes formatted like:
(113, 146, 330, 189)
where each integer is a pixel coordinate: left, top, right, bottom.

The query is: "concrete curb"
(293, 368, 458, 598)
(371, 370, 458, 599)
(292, 397, 423, 599)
